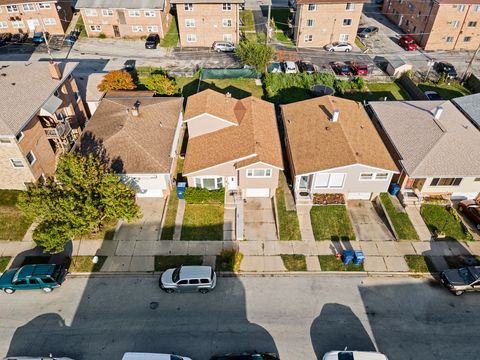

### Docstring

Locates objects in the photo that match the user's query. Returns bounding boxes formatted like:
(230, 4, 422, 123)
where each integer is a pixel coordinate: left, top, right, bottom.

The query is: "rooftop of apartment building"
(170, 0, 243, 4)
(75, 0, 166, 9)
(0, 61, 78, 136)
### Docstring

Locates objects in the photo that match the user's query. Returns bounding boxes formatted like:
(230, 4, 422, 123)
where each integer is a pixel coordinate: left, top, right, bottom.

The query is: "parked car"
(268, 62, 283, 73)
(434, 61, 457, 79)
(212, 41, 235, 52)
(10, 33, 28, 43)
(398, 35, 417, 51)
(0, 264, 67, 294)
(159, 265, 216, 293)
(211, 353, 279, 360)
(64, 30, 79, 46)
(297, 61, 316, 74)
(440, 266, 480, 296)
(424, 91, 442, 100)
(4, 356, 74, 360)
(349, 61, 369, 76)
(32, 31, 49, 44)
(323, 351, 389, 360)
(331, 61, 353, 75)
(145, 33, 160, 49)
(0, 38, 7, 47)
(357, 26, 379, 38)
(283, 61, 298, 74)
(0, 32, 12, 42)
(122, 353, 192, 360)
(458, 199, 480, 230)
(325, 42, 353, 52)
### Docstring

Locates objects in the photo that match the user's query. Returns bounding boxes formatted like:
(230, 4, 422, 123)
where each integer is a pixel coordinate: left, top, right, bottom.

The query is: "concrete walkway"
(296, 205, 315, 242)
(405, 206, 432, 241)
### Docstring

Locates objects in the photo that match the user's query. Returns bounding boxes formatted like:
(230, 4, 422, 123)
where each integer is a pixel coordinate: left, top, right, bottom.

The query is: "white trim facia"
(183, 154, 257, 176)
(236, 160, 283, 171)
(296, 163, 398, 177)
(184, 112, 238, 126)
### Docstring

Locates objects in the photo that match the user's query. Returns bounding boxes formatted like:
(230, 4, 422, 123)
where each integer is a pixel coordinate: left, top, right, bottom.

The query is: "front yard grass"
(404, 255, 436, 273)
(318, 255, 364, 271)
(75, 219, 117, 240)
(281, 255, 307, 271)
(160, 191, 179, 240)
(310, 206, 355, 241)
(417, 81, 470, 100)
(69, 256, 107, 272)
(160, 15, 179, 47)
(199, 78, 263, 99)
(0, 256, 11, 272)
(420, 204, 471, 240)
(0, 190, 32, 241)
(216, 250, 243, 272)
(379, 193, 419, 240)
(154, 255, 203, 271)
(181, 204, 224, 240)
(341, 81, 410, 102)
(275, 174, 301, 240)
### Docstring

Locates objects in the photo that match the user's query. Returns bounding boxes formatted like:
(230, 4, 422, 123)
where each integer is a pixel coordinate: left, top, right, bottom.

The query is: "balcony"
(43, 117, 77, 154)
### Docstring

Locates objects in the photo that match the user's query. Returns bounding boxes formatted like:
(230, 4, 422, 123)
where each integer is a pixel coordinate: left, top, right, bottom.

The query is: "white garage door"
(451, 192, 478, 200)
(135, 175, 165, 198)
(245, 188, 270, 197)
(347, 192, 372, 200)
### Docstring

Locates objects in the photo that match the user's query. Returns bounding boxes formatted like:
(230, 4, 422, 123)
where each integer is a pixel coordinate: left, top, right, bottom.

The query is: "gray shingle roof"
(171, 0, 243, 3)
(0, 61, 78, 136)
(369, 100, 480, 177)
(75, 0, 166, 9)
(452, 93, 480, 129)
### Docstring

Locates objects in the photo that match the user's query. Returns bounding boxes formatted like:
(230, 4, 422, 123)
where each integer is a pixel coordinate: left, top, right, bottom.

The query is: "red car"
(398, 35, 418, 51)
(458, 200, 480, 230)
(349, 62, 369, 76)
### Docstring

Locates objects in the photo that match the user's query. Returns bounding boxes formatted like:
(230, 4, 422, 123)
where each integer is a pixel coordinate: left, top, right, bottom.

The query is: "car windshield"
(458, 268, 475, 284)
(172, 267, 181, 282)
(338, 352, 354, 360)
(404, 38, 414, 44)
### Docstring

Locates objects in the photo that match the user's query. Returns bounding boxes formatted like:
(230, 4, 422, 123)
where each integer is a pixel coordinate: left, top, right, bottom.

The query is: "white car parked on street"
(324, 42, 353, 52)
(283, 61, 298, 74)
(122, 353, 192, 360)
(323, 350, 389, 360)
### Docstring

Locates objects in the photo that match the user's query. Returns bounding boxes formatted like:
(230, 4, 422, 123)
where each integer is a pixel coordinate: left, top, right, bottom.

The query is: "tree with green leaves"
(235, 40, 275, 73)
(143, 73, 178, 95)
(18, 153, 140, 253)
(98, 70, 137, 91)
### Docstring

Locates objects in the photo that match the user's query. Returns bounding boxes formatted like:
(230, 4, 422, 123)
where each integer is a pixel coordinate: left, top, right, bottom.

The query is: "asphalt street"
(0, 275, 478, 360)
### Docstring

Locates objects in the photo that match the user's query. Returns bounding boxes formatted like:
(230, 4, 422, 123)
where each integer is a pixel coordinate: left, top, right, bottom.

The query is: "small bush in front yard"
(216, 250, 243, 272)
(281, 255, 307, 271)
(184, 187, 224, 204)
(318, 255, 364, 271)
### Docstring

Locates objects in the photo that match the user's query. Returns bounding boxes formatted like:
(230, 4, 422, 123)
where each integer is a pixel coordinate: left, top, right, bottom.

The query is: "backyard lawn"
(281, 255, 307, 271)
(420, 204, 471, 240)
(0, 190, 32, 241)
(181, 204, 224, 240)
(240, 10, 256, 42)
(160, 16, 179, 47)
(341, 81, 410, 102)
(318, 255, 364, 271)
(199, 78, 263, 99)
(154, 255, 203, 271)
(271, 9, 295, 47)
(417, 81, 470, 100)
(379, 193, 419, 240)
(69, 256, 107, 272)
(275, 174, 301, 240)
(310, 206, 356, 241)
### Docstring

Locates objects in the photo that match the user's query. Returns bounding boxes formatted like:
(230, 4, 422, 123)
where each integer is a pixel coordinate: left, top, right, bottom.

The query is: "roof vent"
(433, 106, 443, 120)
(225, 92, 232, 98)
(331, 109, 339, 122)
(131, 100, 141, 117)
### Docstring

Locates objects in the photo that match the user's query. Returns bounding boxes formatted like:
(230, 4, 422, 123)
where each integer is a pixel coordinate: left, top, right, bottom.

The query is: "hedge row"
(184, 187, 224, 204)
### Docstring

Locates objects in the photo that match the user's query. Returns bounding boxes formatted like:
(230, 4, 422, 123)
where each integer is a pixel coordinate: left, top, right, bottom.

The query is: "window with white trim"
(343, 18, 352, 26)
(304, 34, 313, 42)
(346, 3, 355, 10)
(185, 19, 195, 27)
(102, 9, 113, 16)
(0, 21, 7, 29)
(187, 33, 196, 42)
(446, 36, 453, 43)
(246, 169, 272, 178)
(314, 173, 345, 189)
(7, 5, 18, 12)
(85, 8, 97, 16)
(223, 18, 232, 27)
(89, 25, 102, 32)
(11, 20, 24, 28)
(184, 3, 193, 11)
(223, 3, 232, 10)
(430, 178, 462, 186)
(375, 173, 389, 180)
(132, 25, 143, 32)
(457, 4, 465, 12)
(194, 176, 223, 190)
(306, 19, 314, 27)
(307, 4, 317, 11)
(43, 18, 56, 26)
(464, 36, 472, 42)
(451, 20, 459, 28)
(38, 3, 51, 9)
(23, 4, 35, 11)
(147, 25, 158, 32)
(339, 34, 349, 42)
(468, 21, 477, 27)
(223, 33, 233, 42)
(128, 10, 140, 17)
(359, 173, 373, 180)
(475, 4, 480, 11)
(26, 151, 36, 165)
(16, 132, 24, 142)
(10, 159, 24, 168)
(144, 9, 156, 17)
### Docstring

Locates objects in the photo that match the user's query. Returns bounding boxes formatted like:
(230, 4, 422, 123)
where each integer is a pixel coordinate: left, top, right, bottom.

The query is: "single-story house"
(281, 96, 398, 202)
(78, 93, 183, 198)
(182, 89, 283, 198)
(369, 100, 480, 202)
(452, 93, 480, 131)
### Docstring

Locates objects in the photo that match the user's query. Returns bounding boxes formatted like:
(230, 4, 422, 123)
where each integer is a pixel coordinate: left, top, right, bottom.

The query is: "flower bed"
(313, 193, 345, 205)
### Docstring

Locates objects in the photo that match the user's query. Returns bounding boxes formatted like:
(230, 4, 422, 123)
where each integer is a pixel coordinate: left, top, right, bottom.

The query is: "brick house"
(0, 0, 73, 35)
(171, 0, 242, 47)
(383, 0, 480, 51)
(0, 61, 88, 190)
(290, 0, 364, 48)
(75, 0, 171, 38)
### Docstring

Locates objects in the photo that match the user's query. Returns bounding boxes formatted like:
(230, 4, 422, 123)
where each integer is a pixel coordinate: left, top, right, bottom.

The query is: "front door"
(113, 25, 120, 38)
(227, 176, 237, 190)
(298, 175, 310, 190)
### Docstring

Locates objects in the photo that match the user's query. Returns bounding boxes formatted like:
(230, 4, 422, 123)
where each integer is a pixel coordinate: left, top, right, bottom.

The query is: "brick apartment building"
(0, 61, 88, 190)
(383, 0, 480, 51)
(75, 0, 171, 38)
(0, 0, 73, 35)
(171, 0, 242, 47)
(290, 0, 364, 48)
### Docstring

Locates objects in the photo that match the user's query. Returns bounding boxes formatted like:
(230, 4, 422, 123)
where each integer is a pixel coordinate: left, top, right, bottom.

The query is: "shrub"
(334, 80, 351, 94)
(264, 72, 336, 98)
(143, 73, 178, 95)
(184, 187, 224, 204)
(352, 76, 365, 90)
(98, 33, 107, 39)
(98, 70, 137, 91)
(437, 72, 447, 85)
(235, 40, 275, 73)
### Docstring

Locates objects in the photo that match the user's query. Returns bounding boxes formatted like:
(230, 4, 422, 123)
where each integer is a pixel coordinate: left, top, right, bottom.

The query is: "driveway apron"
(244, 198, 278, 241)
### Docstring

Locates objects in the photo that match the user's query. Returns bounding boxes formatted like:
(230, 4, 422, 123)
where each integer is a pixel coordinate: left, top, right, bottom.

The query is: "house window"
(147, 25, 158, 32)
(0, 22, 7, 29)
(89, 25, 102, 32)
(339, 34, 349, 42)
(346, 3, 355, 10)
(307, 4, 317, 11)
(475, 4, 480, 12)
(11, 20, 24, 28)
(306, 19, 314, 27)
(144, 9, 156, 17)
(187, 33, 196, 42)
(85, 8, 97, 16)
(359, 173, 373, 180)
(457, 4, 465, 12)
(430, 178, 462, 186)
(468, 21, 477, 27)
(128, 10, 140, 17)
(10, 159, 24, 168)
(16, 132, 24, 142)
(184, 3, 193, 11)
(194, 176, 223, 190)
(223, 33, 232, 42)
(451, 20, 459, 28)
(6, 5, 18, 12)
(38, 3, 51, 9)
(304, 34, 313, 42)
(43, 18, 56, 26)
(102, 9, 113, 16)
(464, 36, 472, 42)
(223, 18, 232, 27)
(343, 18, 352, 26)
(375, 173, 389, 180)
(314, 173, 345, 189)
(0, 138, 11, 144)
(23, 4, 35, 11)
(185, 19, 195, 27)
(26, 151, 36, 165)
(246, 169, 272, 178)
(446, 36, 453, 43)
(223, 3, 232, 10)
(132, 25, 143, 32)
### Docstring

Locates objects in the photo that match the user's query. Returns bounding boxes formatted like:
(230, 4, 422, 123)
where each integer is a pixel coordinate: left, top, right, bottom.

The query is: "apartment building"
(0, 0, 72, 35)
(76, 0, 171, 38)
(383, 0, 480, 51)
(0, 61, 88, 190)
(290, 0, 364, 48)
(171, 0, 242, 47)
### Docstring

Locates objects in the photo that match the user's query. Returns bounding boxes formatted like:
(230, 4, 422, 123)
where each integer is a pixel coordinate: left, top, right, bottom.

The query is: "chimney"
(48, 61, 62, 80)
(331, 109, 339, 122)
(131, 100, 141, 117)
(433, 106, 443, 120)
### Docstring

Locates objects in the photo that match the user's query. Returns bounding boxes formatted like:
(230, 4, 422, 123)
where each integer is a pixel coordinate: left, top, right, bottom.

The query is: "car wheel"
(345, 49, 351, 52)
(4, 288, 15, 294)
(454, 290, 464, 296)
(329, 49, 334, 52)
(164, 288, 175, 294)
(42, 287, 53, 293)
(199, 288, 209, 294)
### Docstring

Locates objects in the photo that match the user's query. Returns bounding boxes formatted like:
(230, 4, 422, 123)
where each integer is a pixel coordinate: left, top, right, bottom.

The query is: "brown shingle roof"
(183, 90, 283, 174)
(281, 96, 397, 176)
(79, 96, 182, 174)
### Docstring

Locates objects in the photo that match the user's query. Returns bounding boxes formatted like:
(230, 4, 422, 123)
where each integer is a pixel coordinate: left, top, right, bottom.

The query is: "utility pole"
(462, 42, 480, 82)
(266, 0, 272, 45)
(37, 9, 53, 60)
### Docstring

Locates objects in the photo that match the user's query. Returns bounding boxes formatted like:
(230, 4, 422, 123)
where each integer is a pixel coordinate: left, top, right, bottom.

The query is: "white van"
(322, 351, 389, 360)
(122, 353, 192, 360)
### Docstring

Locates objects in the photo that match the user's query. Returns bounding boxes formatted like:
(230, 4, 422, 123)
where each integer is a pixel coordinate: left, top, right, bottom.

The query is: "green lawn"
(355, 37, 366, 50)
(0, 257, 11, 272)
(199, 78, 263, 99)
(404, 255, 436, 273)
(418, 81, 470, 100)
(69, 256, 107, 272)
(75, 220, 117, 240)
(275, 174, 301, 240)
(240, 10, 256, 42)
(341, 81, 410, 102)
(154, 255, 203, 271)
(379, 193, 419, 240)
(76, 15, 87, 38)
(271, 9, 295, 47)
(160, 191, 179, 240)
(0, 190, 32, 241)
(181, 204, 224, 240)
(318, 255, 364, 271)
(310, 206, 356, 241)
(216, 250, 243, 272)
(160, 15, 179, 48)
(420, 204, 471, 240)
(281, 255, 307, 271)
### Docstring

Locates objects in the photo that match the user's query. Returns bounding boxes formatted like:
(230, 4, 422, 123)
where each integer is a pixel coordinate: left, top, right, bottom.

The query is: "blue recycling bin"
(354, 250, 365, 265)
(388, 183, 400, 196)
(176, 182, 186, 200)
(342, 250, 354, 265)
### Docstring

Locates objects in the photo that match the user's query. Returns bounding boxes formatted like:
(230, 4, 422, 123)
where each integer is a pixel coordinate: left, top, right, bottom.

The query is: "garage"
(130, 174, 167, 198)
(245, 188, 270, 198)
(347, 192, 372, 200)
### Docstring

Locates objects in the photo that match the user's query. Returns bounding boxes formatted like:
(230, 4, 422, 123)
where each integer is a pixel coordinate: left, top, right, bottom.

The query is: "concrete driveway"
(244, 198, 278, 241)
(347, 200, 394, 241)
